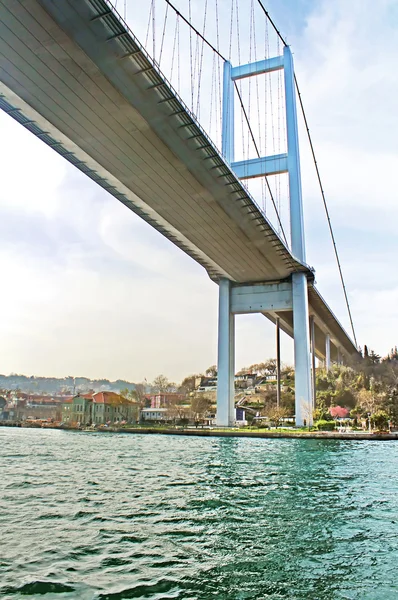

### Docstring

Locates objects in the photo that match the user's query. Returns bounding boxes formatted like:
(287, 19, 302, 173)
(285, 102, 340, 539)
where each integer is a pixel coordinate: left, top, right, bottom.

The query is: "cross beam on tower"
(217, 45, 312, 427)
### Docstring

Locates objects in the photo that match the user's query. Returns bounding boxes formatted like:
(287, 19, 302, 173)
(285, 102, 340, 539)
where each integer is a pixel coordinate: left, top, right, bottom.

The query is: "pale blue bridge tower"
(217, 46, 312, 427)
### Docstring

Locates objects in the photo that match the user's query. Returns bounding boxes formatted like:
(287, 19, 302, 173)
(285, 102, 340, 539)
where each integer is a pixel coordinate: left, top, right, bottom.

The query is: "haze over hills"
(0, 374, 137, 395)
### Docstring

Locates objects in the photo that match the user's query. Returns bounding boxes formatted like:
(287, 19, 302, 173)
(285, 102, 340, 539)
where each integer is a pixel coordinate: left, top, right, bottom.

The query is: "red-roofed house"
(61, 392, 139, 425)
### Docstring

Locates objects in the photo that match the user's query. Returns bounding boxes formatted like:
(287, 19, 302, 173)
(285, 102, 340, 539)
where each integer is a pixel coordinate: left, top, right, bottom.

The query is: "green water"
(1, 428, 397, 599)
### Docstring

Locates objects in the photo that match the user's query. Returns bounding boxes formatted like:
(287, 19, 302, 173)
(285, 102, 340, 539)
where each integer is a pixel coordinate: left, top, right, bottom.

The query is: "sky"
(0, 0, 397, 383)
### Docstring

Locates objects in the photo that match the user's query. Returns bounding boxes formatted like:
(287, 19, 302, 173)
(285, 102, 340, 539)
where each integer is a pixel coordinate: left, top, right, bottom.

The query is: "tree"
(372, 410, 389, 431)
(263, 359, 278, 377)
(281, 365, 295, 381)
(329, 406, 350, 419)
(383, 347, 398, 363)
(247, 360, 279, 378)
(262, 388, 277, 410)
(355, 388, 379, 415)
(190, 395, 211, 425)
(281, 389, 295, 414)
(236, 367, 249, 375)
(179, 375, 199, 394)
(126, 383, 147, 408)
(152, 374, 172, 393)
(166, 403, 189, 424)
(205, 365, 217, 377)
(368, 350, 381, 364)
(268, 406, 289, 428)
(313, 398, 332, 421)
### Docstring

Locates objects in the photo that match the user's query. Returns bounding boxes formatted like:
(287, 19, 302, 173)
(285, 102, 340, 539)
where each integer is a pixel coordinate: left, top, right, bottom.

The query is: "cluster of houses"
(195, 372, 277, 393)
(0, 391, 65, 422)
(0, 390, 140, 427)
(0, 372, 270, 427)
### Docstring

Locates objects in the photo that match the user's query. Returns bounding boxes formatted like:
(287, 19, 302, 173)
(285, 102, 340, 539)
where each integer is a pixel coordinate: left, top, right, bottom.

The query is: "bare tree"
(152, 374, 174, 393)
(247, 360, 277, 377)
(205, 365, 217, 377)
(179, 375, 199, 394)
(132, 383, 146, 407)
(236, 366, 250, 375)
(121, 383, 148, 410)
(268, 406, 289, 428)
(190, 395, 212, 426)
(166, 403, 188, 424)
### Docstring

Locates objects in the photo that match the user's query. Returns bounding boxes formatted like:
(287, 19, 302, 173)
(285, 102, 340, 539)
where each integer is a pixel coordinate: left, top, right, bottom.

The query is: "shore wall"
(1, 422, 398, 440)
(113, 428, 398, 441)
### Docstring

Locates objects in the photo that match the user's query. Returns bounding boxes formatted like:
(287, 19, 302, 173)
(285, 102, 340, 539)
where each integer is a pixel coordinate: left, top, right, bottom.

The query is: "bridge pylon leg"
(284, 45, 313, 427)
(293, 273, 313, 426)
(216, 278, 235, 427)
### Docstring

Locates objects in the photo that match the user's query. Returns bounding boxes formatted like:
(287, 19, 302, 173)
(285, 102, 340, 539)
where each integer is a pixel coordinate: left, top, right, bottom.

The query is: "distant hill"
(0, 374, 137, 395)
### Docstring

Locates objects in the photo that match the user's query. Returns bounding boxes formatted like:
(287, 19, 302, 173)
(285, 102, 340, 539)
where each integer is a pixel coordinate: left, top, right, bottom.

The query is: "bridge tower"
(217, 45, 313, 427)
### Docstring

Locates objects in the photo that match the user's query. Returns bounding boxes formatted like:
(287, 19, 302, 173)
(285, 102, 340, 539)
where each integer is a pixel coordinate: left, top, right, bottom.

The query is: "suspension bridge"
(0, 0, 358, 425)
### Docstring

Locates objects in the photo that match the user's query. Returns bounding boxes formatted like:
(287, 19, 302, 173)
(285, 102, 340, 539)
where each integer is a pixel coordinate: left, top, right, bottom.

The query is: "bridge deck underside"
(265, 285, 355, 360)
(0, 0, 357, 358)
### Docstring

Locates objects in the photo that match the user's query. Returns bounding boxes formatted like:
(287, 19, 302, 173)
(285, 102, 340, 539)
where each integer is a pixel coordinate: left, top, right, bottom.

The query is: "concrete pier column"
(292, 273, 313, 426)
(310, 315, 316, 411)
(229, 311, 236, 425)
(216, 279, 235, 426)
(276, 317, 281, 408)
(325, 334, 331, 371)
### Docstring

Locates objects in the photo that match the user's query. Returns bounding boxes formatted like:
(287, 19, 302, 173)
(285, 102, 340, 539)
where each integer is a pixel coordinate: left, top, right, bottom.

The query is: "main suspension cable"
(295, 79, 358, 347)
(256, 0, 357, 345)
(256, 0, 287, 47)
(165, 0, 225, 60)
(164, 0, 288, 246)
(163, 0, 357, 346)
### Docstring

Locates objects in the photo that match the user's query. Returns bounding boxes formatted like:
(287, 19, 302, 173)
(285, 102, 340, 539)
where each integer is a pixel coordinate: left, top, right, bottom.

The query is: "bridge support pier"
(215, 278, 314, 427)
(276, 317, 281, 408)
(216, 278, 235, 427)
(310, 314, 316, 411)
(292, 273, 313, 426)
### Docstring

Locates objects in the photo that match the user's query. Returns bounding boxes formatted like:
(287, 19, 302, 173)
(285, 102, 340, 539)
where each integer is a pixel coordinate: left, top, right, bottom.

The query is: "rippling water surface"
(1, 428, 398, 599)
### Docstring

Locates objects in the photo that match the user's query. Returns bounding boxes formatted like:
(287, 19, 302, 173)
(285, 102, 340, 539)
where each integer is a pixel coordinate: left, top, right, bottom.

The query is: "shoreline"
(94, 427, 398, 441)
(2, 422, 398, 440)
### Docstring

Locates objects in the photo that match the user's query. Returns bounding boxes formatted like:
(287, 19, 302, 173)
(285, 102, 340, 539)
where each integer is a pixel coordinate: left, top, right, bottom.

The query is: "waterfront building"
(2, 398, 28, 422)
(141, 407, 168, 422)
(92, 391, 139, 424)
(23, 401, 62, 422)
(62, 394, 93, 425)
(61, 392, 139, 426)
